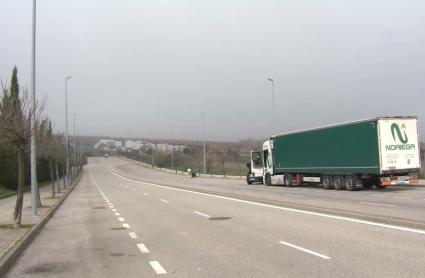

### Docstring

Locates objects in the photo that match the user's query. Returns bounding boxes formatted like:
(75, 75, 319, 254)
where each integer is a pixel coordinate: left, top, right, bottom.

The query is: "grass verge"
(0, 186, 15, 199)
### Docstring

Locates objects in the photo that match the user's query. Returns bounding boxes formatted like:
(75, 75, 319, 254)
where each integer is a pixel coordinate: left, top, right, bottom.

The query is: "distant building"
(125, 140, 143, 151)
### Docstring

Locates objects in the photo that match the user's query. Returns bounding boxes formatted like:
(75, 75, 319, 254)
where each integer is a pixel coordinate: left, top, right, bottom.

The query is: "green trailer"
(255, 117, 421, 190)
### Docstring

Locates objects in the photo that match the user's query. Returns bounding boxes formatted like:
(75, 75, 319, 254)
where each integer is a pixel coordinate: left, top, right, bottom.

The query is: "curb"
(106, 164, 425, 231)
(0, 192, 16, 200)
(0, 168, 84, 277)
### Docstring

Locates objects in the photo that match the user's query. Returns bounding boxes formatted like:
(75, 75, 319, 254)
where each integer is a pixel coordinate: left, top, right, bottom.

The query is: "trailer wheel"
(284, 174, 293, 187)
(333, 176, 344, 190)
(322, 176, 333, 189)
(265, 173, 272, 186)
(246, 173, 253, 185)
(344, 175, 357, 191)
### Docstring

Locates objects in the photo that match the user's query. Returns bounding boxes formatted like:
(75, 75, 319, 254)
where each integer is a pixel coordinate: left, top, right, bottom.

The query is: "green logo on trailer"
(386, 123, 415, 151)
(391, 123, 408, 144)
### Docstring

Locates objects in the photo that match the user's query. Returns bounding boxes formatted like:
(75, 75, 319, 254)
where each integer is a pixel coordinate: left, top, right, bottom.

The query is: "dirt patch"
(23, 262, 71, 274)
(209, 216, 232, 221)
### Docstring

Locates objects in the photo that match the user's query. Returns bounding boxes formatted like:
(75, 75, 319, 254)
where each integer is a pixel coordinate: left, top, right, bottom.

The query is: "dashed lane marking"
(149, 261, 167, 275)
(122, 223, 130, 229)
(279, 241, 331, 260)
(115, 213, 120, 216)
(118, 217, 125, 222)
(194, 211, 210, 218)
(129, 232, 138, 239)
(137, 243, 150, 254)
(160, 199, 169, 203)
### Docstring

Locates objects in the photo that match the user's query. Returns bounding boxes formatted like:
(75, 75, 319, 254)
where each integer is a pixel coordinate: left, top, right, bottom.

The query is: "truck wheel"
(344, 175, 357, 191)
(362, 182, 373, 189)
(322, 176, 333, 190)
(246, 173, 253, 185)
(333, 176, 344, 190)
(284, 174, 293, 187)
(265, 173, 272, 186)
(375, 184, 387, 189)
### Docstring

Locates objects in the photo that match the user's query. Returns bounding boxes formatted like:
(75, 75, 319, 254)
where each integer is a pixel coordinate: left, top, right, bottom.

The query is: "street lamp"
(65, 76, 72, 186)
(30, 0, 38, 215)
(170, 126, 174, 172)
(73, 113, 78, 161)
(201, 112, 206, 174)
(267, 78, 276, 133)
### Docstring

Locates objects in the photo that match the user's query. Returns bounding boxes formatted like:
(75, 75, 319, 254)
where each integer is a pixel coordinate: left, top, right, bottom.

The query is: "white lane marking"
(110, 205, 114, 208)
(105, 165, 425, 235)
(394, 196, 410, 200)
(115, 212, 120, 216)
(144, 193, 149, 196)
(286, 194, 304, 198)
(194, 211, 210, 218)
(360, 202, 397, 207)
(137, 243, 150, 254)
(279, 241, 331, 260)
(160, 199, 169, 203)
(368, 194, 385, 198)
(112, 209, 117, 212)
(129, 232, 138, 239)
(149, 261, 167, 275)
(118, 217, 125, 222)
(122, 223, 130, 228)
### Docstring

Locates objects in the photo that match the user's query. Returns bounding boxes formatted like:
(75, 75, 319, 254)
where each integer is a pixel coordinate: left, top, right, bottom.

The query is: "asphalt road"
(7, 157, 425, 277)
(111, 157, 425, 226)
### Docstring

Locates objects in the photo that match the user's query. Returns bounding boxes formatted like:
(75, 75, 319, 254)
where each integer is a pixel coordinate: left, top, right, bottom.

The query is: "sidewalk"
(0, 182, 70, 264)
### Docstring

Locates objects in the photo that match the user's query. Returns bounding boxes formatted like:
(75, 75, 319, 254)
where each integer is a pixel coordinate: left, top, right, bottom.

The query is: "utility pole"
(201, 112, 206, 174)
(267, 78, 276, 133)
(65, 76, 72, 186)
(30, 0, 38, 215)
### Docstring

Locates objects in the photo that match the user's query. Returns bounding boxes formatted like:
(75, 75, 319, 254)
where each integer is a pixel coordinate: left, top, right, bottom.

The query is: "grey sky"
(1, 0, 424, 141)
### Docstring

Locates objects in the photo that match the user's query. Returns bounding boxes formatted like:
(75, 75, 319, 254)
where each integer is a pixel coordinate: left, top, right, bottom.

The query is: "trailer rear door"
(378, 118, 421, 172)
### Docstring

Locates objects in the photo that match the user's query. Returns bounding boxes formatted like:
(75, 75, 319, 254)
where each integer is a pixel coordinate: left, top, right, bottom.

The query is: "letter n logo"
(391, 123, 408, 144)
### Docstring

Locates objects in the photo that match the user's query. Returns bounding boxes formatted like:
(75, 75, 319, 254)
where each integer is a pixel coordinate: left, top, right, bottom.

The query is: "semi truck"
(246, 116, 421, 190)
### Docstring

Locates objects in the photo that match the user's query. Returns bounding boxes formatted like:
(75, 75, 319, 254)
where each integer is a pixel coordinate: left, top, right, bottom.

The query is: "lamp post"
(65, 76, 72, 186)
(267, 78, 276, 133)
(201, 112, 206, 174)
(170, 126, 174, 172)
(73, 113, 77, 161)
(30, 0, 38, 215)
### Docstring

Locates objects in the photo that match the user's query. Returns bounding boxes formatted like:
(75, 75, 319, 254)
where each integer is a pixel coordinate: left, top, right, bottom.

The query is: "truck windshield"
(252, 152, 262, 168)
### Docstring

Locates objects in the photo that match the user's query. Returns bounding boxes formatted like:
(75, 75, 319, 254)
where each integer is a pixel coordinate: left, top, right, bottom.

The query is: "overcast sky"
(1, 0, 424, 141)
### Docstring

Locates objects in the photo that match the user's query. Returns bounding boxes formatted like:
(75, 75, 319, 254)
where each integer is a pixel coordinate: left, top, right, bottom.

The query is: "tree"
(37, 120, 56, 197)
(0, 67, 45, 228)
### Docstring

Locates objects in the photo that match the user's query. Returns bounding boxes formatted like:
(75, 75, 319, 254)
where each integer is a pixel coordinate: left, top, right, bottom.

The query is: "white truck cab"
(246, 150, 264, 184)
